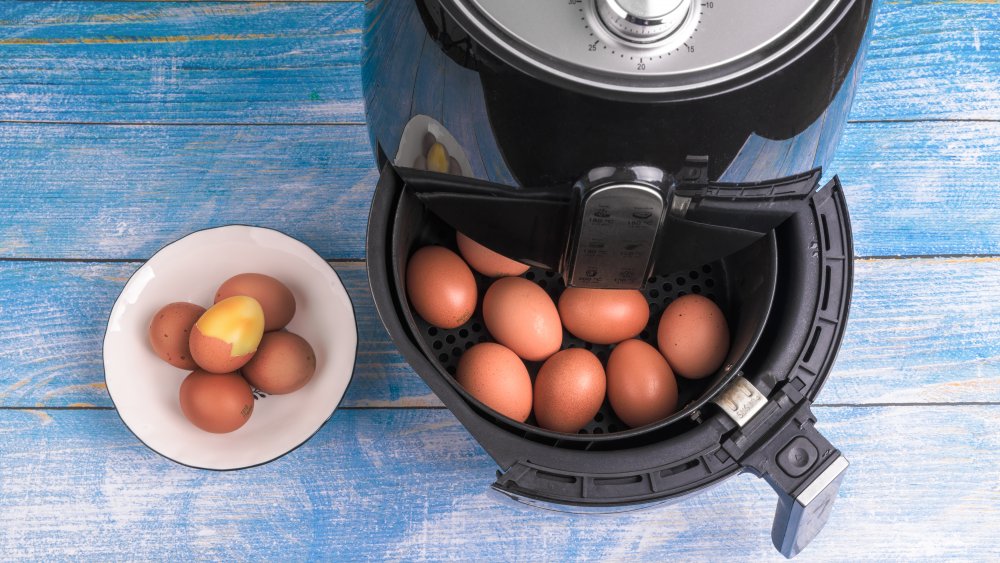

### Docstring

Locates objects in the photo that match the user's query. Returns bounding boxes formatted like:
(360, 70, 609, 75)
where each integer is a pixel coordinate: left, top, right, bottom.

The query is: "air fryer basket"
(369, 162, 856, 557)
(389, 182, 777, 443)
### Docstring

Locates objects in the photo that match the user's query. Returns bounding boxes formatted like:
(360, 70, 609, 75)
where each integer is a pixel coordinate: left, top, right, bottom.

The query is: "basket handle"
(718, 379, 849, 558)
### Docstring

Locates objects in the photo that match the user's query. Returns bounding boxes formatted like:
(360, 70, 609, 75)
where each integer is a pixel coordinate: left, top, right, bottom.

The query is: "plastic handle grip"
(771, 454, 849, 558)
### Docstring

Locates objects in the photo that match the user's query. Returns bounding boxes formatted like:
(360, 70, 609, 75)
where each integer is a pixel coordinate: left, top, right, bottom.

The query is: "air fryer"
(363, 0, 871, 557)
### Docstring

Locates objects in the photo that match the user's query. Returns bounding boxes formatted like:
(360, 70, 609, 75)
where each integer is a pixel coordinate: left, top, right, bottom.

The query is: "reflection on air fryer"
(405, 232, 732, 435)
(395, 115, 470, 177)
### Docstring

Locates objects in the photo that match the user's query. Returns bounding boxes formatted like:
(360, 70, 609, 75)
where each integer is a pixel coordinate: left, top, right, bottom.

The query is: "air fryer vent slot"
(822, 265, 832, 311)
(802, 327, 823, 364)
(821, 213, 831, 251)
(537, 471, 577, 484)
(660, 459, 699, 477)
(594, 475, 643, 486)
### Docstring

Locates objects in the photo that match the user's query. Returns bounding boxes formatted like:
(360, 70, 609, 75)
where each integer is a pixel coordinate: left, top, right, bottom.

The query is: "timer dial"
(597, 0, 692, 44)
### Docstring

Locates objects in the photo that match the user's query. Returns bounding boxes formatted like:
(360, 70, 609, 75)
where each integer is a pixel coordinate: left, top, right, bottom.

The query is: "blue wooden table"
(0, 1, 998, 560)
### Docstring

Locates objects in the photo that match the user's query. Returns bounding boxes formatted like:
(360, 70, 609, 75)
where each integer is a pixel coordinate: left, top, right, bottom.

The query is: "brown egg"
(533, 348, 606, 433)
(149, 302, 206, 370)
(241, 331, 317, 395)
(455, 232, 530, 278)
(657, 294, 730, 379)
(558, 288, 649, 345)
(189, 296, 265, 374)
(406, 246, 478, 329)
(483, 277, 562, 361)
(607, 339, 678, 428)
(215, 273, 296, 332)
(421, 132, 438, 155)
(456, 342, 532, 422)
(179, 369, 254, 433)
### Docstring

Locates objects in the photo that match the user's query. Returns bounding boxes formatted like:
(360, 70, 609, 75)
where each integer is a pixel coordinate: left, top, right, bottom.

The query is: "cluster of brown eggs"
(148, 274, 316, 433)
(406, 234, 731, 434)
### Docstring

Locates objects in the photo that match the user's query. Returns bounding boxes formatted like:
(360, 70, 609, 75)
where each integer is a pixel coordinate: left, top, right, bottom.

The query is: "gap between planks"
(2, 255, 1000, 263)
(0, 118, 992, 127)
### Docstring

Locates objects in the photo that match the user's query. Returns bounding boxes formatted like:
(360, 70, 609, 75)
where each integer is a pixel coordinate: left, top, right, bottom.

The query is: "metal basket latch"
(712, 374, 767, 427)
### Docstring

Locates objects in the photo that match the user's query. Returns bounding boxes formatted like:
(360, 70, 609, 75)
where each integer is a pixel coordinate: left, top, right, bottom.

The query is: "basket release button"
(777, 436, 819, 478)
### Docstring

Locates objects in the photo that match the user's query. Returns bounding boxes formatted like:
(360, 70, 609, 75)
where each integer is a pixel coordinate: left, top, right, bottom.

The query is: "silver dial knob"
(597, 0, 692, 44)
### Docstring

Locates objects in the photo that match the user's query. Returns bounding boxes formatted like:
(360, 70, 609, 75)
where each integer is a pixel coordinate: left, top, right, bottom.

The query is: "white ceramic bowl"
(104, 226, 357, 470)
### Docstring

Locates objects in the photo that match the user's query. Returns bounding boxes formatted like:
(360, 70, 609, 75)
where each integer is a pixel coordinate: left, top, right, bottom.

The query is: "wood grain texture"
(0, 406, 998, 560)
(0, 123, 376, 260)
(1, 257, 996, 408)
(0, 2, 366, 124)
(0, 120, 997, 261)
(0, 1, 995, 558)
(832, 120, 1000, 257)
(852, 0, 1000, 122)
(0, 1, 996, 124)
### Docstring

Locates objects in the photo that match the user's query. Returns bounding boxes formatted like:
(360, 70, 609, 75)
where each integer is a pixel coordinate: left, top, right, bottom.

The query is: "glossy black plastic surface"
(364, 0, 873, 189)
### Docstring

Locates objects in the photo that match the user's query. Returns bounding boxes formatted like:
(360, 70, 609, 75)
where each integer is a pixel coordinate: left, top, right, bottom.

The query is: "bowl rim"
(102, 224, 358, 471)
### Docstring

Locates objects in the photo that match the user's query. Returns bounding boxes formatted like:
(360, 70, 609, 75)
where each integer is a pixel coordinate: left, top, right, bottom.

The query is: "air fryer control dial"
(452, 0, 835, 95)
(597, 0, 691, 44)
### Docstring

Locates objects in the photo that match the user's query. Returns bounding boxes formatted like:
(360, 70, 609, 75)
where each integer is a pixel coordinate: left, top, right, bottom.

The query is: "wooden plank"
(0, 123, 377, 261)
(832, 120, 1000, 258)
(826, 257, 1000, 405)
(1, 257, 996, 408)
(0, 120, 996, 260)
(851, 0, 1000, 122)
(0, 2, 994, 124)
(0, 2, 366, 124)
(0, 405, 997, 560)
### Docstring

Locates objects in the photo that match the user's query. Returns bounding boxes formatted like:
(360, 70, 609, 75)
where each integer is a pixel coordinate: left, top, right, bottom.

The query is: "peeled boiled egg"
(456, 342, 532, 422)
(406, 246, 478, 329)
(456, 232, 529, 278)
(657, 294, 730, 379)
(215, 273, 296, 332)
(533, 348, 606, 433)
(149, 302, 206, 370)
(241, 331, 316, 395)
(426, 142, 450, 173)
(607, 339, 678, 428)
(179, 369, 254, 433)
(483, 277, 562, 361)
(558, 288, 649, 345)
(189, 296, 265, 374)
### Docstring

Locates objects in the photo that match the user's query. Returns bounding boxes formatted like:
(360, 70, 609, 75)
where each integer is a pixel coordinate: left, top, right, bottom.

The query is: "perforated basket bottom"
(413, 263, 729, 435)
